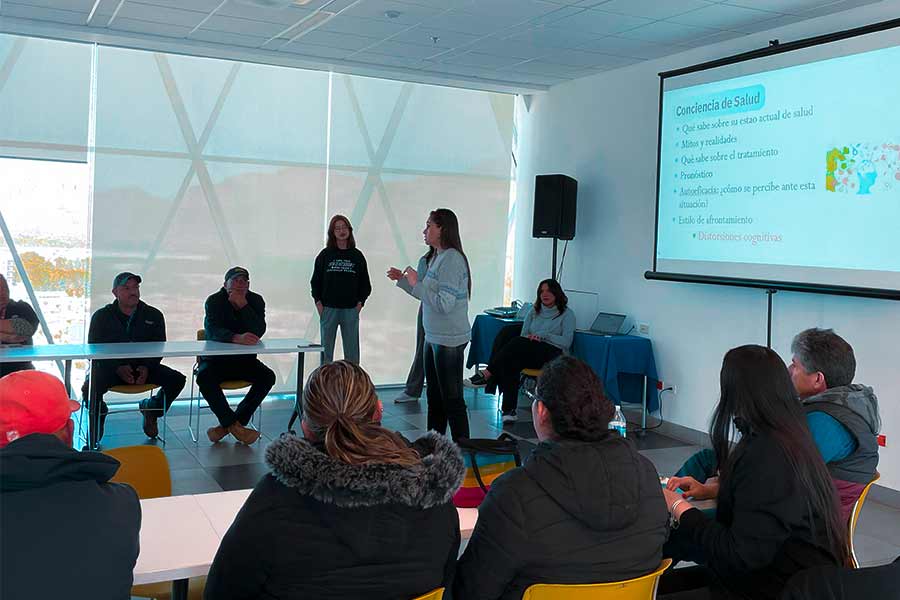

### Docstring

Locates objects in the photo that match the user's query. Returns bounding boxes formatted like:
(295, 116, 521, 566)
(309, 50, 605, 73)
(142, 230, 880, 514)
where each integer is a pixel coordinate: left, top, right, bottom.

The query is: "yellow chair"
(521, 559, 672, 600)
(80, 383, 167, 449)
(412, 588, 444, 600)
(849, 470, 881, 568)
(103, 445, 171, 499)
(188, 329, 258, 443)
(102, 445, 206, 600)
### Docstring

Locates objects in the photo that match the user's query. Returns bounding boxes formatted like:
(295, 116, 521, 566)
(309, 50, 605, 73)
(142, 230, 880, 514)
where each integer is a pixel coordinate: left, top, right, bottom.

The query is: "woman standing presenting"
(388, 209, 471, 441)
(311, 215, 371, 364)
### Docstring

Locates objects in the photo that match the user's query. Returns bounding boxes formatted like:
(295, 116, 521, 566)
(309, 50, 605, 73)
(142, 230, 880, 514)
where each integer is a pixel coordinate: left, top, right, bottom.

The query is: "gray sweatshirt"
(398, 248, 471, 347)
(521, 305, 576, 351)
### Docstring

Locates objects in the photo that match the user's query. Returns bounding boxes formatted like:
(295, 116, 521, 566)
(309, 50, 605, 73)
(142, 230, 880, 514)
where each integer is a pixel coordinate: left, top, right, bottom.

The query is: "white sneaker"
(501, 412, 518, 423)
(393, 392, 420, 404)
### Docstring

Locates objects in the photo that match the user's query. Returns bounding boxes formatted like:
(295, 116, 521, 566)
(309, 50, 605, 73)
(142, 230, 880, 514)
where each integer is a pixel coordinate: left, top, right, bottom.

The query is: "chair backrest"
(103, 445, 172, 499)
(522, 559, 672, 600)
(411, 588, 444, 600)
(849, 470, 880, 568)
(197, 329, 205, 341)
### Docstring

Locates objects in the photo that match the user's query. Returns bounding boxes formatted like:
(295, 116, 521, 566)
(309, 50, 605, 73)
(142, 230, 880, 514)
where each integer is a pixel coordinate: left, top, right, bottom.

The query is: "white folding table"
(137, 489, 480, 600)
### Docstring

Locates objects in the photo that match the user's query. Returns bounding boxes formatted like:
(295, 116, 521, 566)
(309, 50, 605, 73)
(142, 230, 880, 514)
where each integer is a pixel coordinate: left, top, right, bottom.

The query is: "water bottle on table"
(609, 405, 627, 438)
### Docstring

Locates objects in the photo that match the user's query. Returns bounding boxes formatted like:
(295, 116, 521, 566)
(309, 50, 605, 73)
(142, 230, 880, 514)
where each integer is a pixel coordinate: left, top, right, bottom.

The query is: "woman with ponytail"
(204, 360, 465, 600)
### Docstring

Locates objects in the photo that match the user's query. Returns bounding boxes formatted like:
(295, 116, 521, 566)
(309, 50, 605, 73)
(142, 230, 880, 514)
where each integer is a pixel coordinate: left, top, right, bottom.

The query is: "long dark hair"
(533, 278, 567, 316)
(326, 214, 356, 249)
(302, 361, 420, 467)
(536, 355, 614, 441)
(712, 345, 849, 565)
(424, 208, 471, 298)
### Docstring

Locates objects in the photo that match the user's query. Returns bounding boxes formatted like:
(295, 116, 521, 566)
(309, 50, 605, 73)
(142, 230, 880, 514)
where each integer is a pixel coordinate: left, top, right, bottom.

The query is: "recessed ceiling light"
(385, 10, 402, 19)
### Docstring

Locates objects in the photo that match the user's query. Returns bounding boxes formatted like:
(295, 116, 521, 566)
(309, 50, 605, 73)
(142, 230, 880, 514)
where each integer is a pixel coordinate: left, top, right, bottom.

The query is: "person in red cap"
(0, 370, 141, 600)
(82, 271, 187, 446)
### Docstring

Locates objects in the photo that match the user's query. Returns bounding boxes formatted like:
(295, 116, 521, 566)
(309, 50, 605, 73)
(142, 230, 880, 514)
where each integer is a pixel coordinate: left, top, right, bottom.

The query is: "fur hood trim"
(265, 431, 464, 509)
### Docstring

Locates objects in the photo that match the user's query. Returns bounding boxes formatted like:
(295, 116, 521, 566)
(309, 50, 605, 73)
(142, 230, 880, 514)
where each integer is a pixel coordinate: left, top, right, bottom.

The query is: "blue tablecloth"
(467, 314, 659, 412)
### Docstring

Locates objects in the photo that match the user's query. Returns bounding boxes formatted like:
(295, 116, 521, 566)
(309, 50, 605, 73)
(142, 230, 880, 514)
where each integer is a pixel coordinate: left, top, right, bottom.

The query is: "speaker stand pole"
(765, 288, 777, 349)
(551, 236, 559, 280)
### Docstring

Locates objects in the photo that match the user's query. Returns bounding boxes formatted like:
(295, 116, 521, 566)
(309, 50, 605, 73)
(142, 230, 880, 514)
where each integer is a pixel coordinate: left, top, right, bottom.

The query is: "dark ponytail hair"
(302, 361, 420, 467)
(712, 345, 849, 565)
(424, 208, 471, 298)
(534, 278, 567, 317)
(535, 355, 615, 441)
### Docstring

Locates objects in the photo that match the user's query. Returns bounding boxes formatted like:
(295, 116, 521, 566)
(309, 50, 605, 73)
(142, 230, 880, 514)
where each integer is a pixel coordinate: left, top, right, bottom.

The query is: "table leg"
(171, 578, 188, 600)
(64, 359, 72, 398)
(287, 352, 305, 432)
(641, 375, 648, 430)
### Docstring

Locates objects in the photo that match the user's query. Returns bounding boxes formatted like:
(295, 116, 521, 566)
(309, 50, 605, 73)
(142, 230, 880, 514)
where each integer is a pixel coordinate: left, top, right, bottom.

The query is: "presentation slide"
(655, 29, 900, 292)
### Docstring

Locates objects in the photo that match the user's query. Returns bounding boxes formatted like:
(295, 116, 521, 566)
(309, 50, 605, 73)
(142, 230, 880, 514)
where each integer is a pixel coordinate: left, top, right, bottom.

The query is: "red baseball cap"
(0, 371, 80, 447)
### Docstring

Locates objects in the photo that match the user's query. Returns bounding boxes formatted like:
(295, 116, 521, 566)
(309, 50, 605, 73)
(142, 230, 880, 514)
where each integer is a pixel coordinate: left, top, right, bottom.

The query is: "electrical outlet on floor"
(637, 322, 650, 336)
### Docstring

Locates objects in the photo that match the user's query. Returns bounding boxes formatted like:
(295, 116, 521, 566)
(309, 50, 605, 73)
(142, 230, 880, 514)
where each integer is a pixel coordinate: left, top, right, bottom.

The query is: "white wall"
(513, 0, 900, 491)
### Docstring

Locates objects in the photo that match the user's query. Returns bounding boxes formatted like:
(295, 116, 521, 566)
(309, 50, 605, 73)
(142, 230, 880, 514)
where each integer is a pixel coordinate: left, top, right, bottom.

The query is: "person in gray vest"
(669, 328, 879, 524)
(787, 328, 880, 521)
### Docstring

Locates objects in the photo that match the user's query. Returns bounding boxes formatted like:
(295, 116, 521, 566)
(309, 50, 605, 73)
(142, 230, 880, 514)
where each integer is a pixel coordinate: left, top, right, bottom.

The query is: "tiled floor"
(83, 387, 900, 568)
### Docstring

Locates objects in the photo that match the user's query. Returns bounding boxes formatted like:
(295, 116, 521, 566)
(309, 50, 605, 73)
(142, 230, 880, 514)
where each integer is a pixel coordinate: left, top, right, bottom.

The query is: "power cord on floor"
(625, 387, 672, 434)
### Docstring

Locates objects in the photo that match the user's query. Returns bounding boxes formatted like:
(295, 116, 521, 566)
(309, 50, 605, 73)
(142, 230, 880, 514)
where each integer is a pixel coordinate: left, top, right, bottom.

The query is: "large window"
(0, 33, 514, 391)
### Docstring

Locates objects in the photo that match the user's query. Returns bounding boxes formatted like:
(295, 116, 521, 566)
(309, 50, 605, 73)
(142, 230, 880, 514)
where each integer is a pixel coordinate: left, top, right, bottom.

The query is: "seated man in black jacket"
(0, 274, 40, 376)
(454, 355, 669, 600)
(82, 272, 186, 445)
(198, 266, 275, 445)
(1, 371, 141, 600)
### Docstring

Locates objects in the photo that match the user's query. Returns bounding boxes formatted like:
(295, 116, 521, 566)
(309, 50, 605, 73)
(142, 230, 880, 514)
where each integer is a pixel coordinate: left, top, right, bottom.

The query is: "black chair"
(780, 555, 900, 600)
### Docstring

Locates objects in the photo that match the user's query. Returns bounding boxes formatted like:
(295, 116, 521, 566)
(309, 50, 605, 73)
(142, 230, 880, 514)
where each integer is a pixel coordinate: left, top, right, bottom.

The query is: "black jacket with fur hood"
(203, 431, 465, 600)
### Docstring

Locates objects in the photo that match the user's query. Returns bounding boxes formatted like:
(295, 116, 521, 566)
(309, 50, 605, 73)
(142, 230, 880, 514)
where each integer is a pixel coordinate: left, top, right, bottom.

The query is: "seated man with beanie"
(198, 266, 275, 445)
(0, 371, 141, 600)
(82, 271, 186, 445)
(454, 355, 669, 600)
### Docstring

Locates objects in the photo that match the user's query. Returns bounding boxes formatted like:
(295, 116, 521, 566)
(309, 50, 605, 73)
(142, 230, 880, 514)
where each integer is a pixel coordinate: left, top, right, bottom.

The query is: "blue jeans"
(320, 306, 360, 364)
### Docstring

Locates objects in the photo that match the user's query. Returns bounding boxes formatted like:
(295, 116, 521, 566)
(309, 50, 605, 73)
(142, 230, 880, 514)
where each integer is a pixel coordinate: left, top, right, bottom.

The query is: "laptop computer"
(579, 312, 627, 336)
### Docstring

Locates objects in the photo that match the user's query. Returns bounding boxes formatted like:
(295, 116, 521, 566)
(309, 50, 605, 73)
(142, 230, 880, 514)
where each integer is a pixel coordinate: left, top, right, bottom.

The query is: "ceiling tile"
(7, 0, 94, 11)
(618, 20, 721, 45)
(539, 48, 643, 68)
(500, 70, 569, 86)
(423, 10, 526, 35)
(280, 42, 354, 60)
(679, 29, 745, 48)
(530, 6, 588, 26)
(578, 35, 686, 59)
(115, 2, 207, 28)
(735, 13, 806, 34)
(440, 51, 528, 69)
(506, 59, 583, 75)
(340, 0, 445, 25)
(190, 29, 269, 48)
(797, 0, 882, 18)
(348, 51, 424, 68)
(124, 0, 223, 10)
(396, 0, 475, 8)
(199, 15, 287, 38)
(319, 15, 411, 38)
(668, 3, 781, 33)
(111, 17, 193, 38)
(547, 8, 653, 35)
(357, 39, 445, 60)
(214, 2, 316, 25)
(465, 37, 545, 59)
(389, 26, 481, 49)
(296, 29, 381, 50)
(600, 0, 715, 20)
(1, 2, 88, 25)
(503, 25, 606, 49)
(463, 0, 559, 19)
(721, 0, 843, 15)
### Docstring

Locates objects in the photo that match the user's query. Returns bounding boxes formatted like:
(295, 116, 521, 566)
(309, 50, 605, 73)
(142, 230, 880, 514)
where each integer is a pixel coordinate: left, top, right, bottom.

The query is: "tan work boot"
(207, 425, 228, 443)
(229, 422, 261, 445)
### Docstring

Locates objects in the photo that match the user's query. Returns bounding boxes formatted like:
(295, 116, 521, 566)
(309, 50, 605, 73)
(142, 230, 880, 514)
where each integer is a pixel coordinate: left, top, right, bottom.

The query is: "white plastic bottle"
(609, 405, 627, 438)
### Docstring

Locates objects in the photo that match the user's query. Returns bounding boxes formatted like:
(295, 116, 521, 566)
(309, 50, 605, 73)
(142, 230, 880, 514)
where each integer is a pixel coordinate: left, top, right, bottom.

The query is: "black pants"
(197, 358, 276, 428)
(484, 323, 523, 394)
(0, 361, 34, 377)
(488, 337, 561, 413)
(82, 363, 186, 446)
(424, 341, 469, 441)
(403, 306, 425, 397)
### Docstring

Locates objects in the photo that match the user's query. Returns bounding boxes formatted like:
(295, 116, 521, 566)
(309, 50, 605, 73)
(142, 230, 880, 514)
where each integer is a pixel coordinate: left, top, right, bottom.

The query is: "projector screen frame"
(648, 15, 900, 302)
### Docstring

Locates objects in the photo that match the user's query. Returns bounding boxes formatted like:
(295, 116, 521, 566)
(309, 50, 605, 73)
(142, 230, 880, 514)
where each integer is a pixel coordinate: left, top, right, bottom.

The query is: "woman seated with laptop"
(467, 278, 576, 422)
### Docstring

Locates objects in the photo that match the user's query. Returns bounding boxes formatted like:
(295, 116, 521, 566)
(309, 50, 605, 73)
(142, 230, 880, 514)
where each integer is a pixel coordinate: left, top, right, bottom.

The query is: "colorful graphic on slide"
(826, 143, 900, 194)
